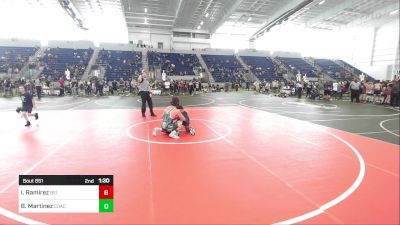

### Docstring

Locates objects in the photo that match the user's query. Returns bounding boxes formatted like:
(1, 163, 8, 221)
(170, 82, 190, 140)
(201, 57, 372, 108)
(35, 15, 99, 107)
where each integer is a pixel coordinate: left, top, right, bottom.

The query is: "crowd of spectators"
(158, 79, 203, 96)
(0, 46, 38, 74)
(202, 55, 245, 83)
(275, 77, 400, 108)
(2, 74, 399, 109)
(40, 47, 93, 80)
(148, 52, 201, 76)
(1, 76, 205, 98)
(97, 50, 142, 81)
(241, 56, 285, 80)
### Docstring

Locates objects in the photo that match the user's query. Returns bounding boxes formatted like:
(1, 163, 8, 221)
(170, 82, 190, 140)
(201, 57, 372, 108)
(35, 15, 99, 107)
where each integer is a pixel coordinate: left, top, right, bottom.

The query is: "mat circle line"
(282, 101, 338, 109)
(379, 118, 400, 137)
(126, 118, 231, 145)
(239, 99, 400, 117)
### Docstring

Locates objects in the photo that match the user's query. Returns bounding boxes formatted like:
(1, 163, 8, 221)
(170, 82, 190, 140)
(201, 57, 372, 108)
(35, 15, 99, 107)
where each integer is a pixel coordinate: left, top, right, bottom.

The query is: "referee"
(138, 72, 156, 118)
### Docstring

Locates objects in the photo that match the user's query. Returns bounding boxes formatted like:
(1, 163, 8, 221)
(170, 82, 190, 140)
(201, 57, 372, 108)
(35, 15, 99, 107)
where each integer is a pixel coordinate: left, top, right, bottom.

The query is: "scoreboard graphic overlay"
(19, 175, 113, 213)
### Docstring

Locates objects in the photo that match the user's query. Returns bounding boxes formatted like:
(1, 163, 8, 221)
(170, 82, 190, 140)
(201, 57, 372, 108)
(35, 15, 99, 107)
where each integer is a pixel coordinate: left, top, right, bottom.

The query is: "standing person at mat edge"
(17, 86, 39, 127)
(350, 79, 361, 103)
(138, 71, 157, 118)
(35, 78, 42, 100)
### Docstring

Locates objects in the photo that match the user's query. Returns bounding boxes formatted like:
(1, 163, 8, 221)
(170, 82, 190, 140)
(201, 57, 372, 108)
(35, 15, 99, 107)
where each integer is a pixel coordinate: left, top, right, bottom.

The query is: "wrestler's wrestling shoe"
(169, 130, 180, 139)
(152, 128, 162, 137)
(189, 127, 196, 136)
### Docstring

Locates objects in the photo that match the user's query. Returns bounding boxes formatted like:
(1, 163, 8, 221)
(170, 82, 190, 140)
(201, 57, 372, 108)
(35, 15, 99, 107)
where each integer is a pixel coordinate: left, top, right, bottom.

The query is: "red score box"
(99, 185, 113, 199)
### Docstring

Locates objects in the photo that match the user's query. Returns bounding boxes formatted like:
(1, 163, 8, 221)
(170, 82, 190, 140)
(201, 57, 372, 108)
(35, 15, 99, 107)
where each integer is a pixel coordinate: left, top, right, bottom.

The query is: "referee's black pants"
(36, 86, 42, 100)
(351, 89, 360, 102)
(140, 91, 155, 116)
(297, 87, 302, 98)
(391, 92, 399, 107)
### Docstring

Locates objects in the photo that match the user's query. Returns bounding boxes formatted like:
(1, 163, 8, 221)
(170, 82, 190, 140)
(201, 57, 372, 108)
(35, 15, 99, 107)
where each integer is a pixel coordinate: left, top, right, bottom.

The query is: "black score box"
(19, 175, 114, 213)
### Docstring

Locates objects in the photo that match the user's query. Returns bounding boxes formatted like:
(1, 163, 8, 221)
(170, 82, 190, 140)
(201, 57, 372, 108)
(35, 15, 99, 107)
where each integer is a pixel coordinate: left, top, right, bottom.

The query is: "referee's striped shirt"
(139, 79, 151, 92)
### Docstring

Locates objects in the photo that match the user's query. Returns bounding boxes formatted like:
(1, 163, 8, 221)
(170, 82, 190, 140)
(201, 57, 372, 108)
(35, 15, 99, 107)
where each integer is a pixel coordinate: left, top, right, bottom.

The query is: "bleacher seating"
(278, 57, 317, 77)
(97, 50, 142, 81)
(240, 56, 284, 80)
(41, 48, 93, 79)
(338, 60, 375, 81)
(148, 52, 200, 75)
(201, 54, 244, 82)
(0, 46, 37, 73)
(314, 58, 349, 80)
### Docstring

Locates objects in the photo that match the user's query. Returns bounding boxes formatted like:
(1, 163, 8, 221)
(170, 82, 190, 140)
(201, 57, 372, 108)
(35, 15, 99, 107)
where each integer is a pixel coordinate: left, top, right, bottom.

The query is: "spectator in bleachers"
(65, 68, 70, 80)
(148, 52, 200, 76)
(97, 50, 142, 82)
(0, 47, 36, 74)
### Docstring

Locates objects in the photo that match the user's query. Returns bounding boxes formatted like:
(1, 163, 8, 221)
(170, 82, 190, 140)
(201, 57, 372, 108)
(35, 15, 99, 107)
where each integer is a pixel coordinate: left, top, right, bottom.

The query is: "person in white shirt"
(265, 82, 271, 94)
(138, 72, 156, 117)
(332, 81, 338, 99)
(35, 79, 42, 100)
(271, 80, 277, 93)
(373, 81, 382, 103)
(350, 79, 361, 103)
(65, 68, 70, 80)
(164, 80, 171, 95)
(303, 74, 307, 82)
(254, 81, 260, 92)
(359, 73, 365, 82)
(296, 71, 301, 82)
(162, 70, 167, 82)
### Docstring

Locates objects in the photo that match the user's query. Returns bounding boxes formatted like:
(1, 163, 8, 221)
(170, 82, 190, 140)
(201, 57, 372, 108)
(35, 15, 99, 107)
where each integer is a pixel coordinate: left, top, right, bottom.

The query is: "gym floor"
(0, 93, 399, 224)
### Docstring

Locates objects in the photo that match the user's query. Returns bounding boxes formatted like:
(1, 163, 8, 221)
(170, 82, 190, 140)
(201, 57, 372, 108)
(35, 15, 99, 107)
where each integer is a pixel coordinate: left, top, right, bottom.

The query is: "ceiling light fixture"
(248, 17, 252, 22)
(205, 12, 209, 18)
(197, 25, 201, 29)
(200, 21, 204, 25)
(144, 8, 147, 13)
(144, 17, 148, 24)
(318, 0, 325, 5)
(250, 0, 313, 41)
(389, 9, 399, 15)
